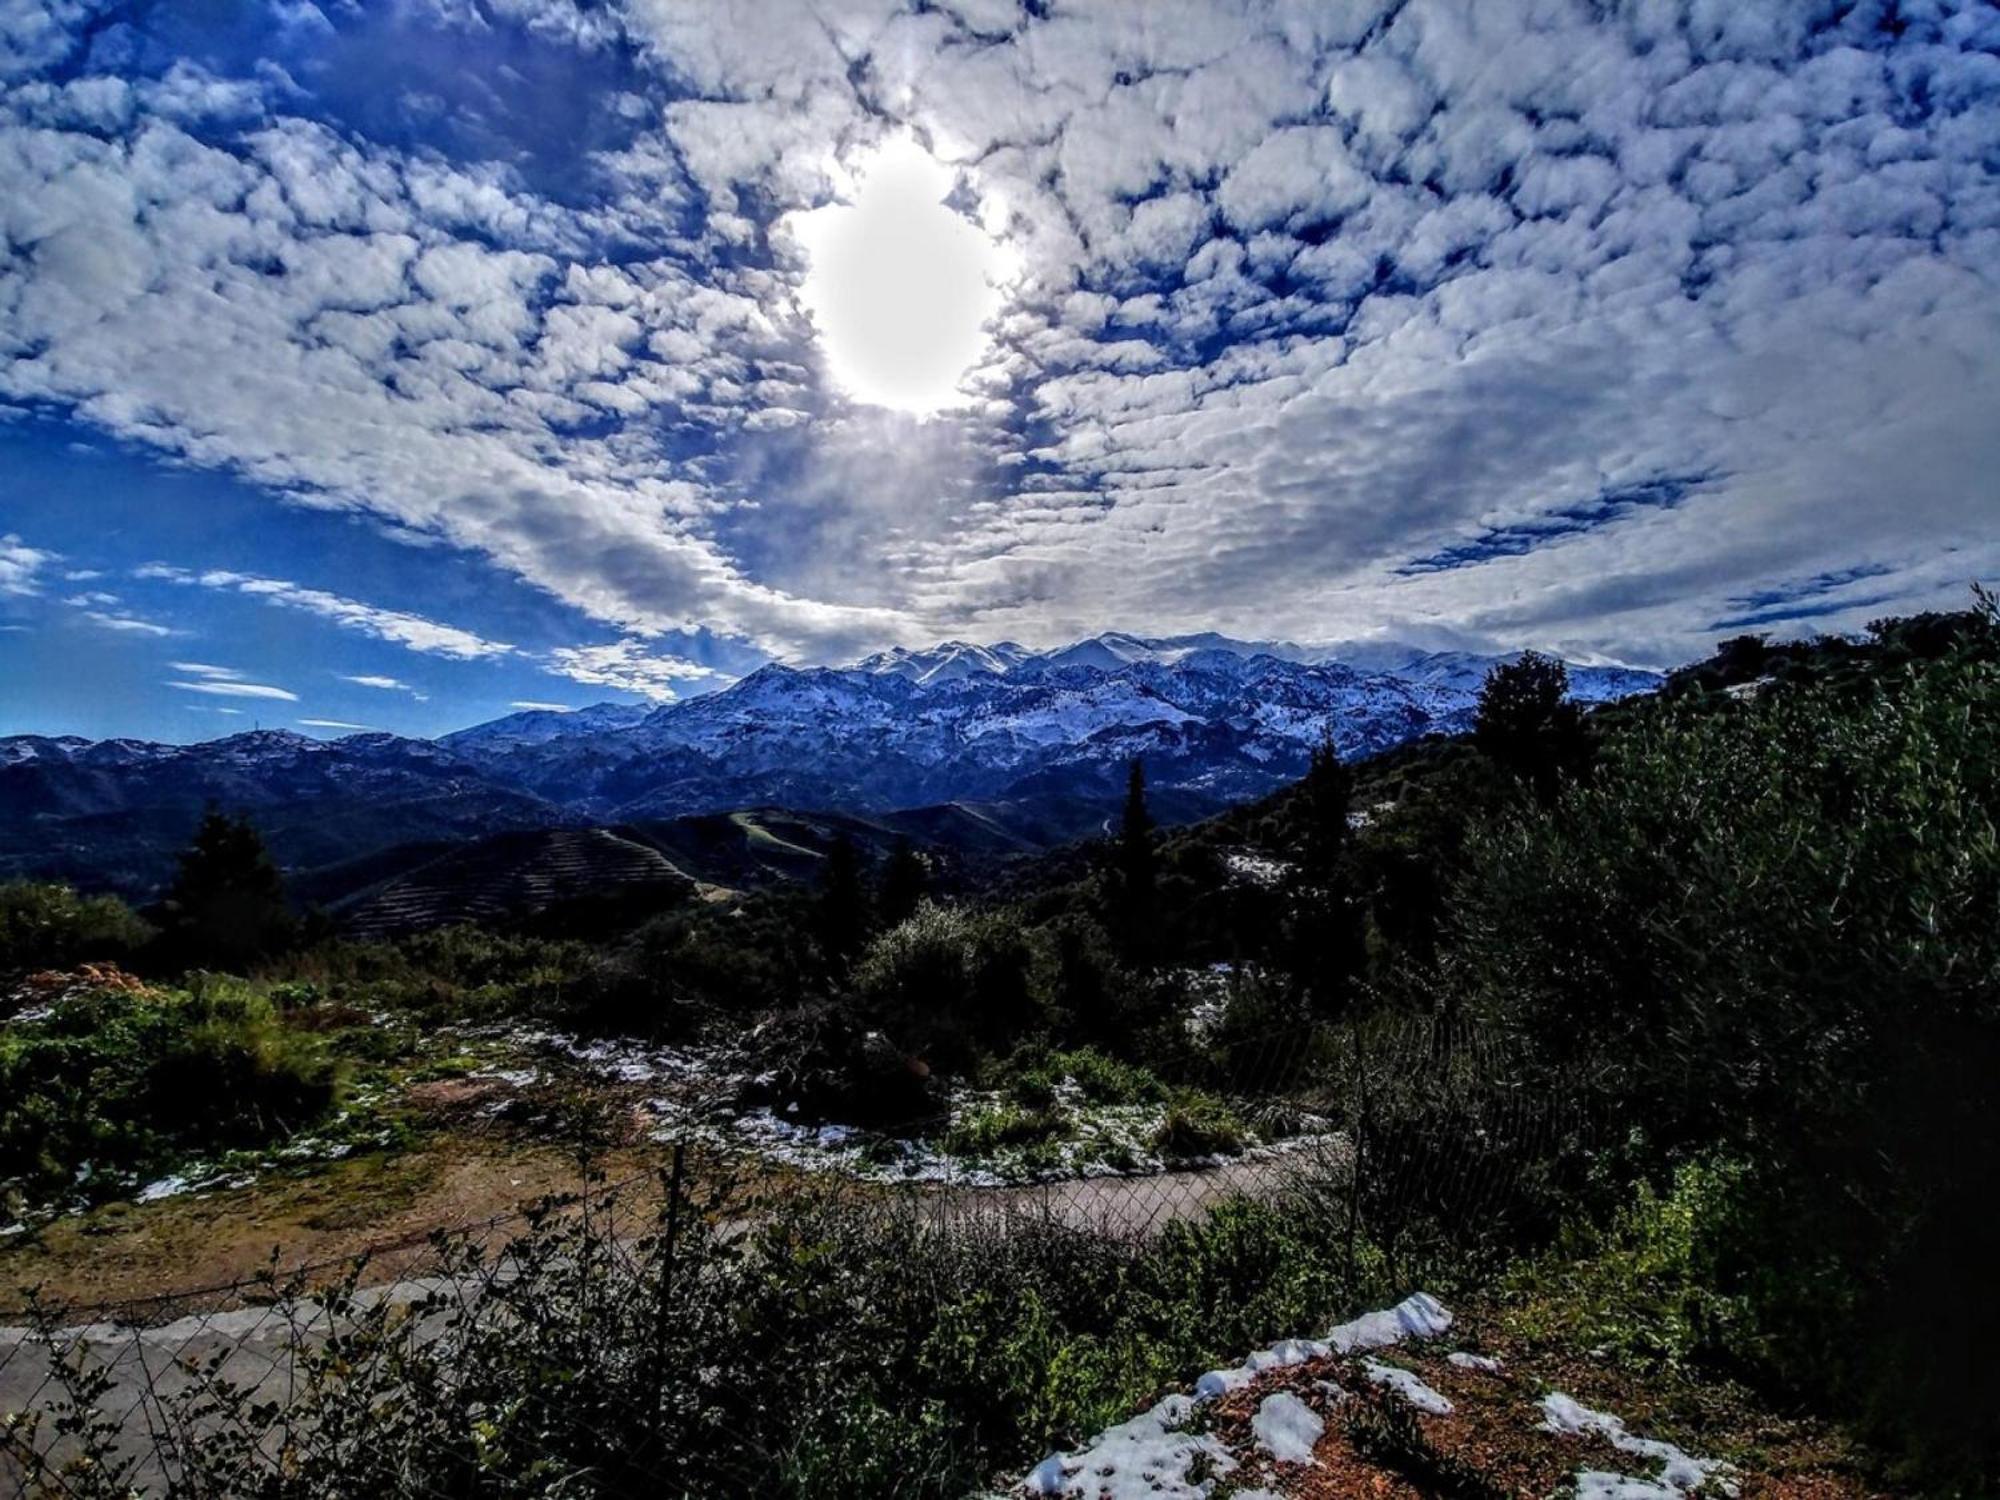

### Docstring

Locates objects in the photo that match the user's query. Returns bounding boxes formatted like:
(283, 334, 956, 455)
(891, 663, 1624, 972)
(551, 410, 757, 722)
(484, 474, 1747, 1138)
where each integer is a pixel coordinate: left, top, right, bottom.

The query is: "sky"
(1, 0, 1996, 741)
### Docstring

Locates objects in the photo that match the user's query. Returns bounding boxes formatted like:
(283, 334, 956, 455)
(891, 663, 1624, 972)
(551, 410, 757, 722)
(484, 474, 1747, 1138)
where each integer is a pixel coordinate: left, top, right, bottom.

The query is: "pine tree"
(814, 832, 870, 973)
(877, 837, 928, 928)
(1295, 730, 1353, 886)
(1283, 733, 1365, 1018)
(1110, 758, 1157, 965)
(162, 808, 298, 968)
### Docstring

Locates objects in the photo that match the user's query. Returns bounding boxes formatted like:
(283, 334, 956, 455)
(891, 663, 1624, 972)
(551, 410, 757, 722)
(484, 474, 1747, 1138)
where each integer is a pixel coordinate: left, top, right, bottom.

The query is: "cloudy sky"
(1, 0, 1996, 740)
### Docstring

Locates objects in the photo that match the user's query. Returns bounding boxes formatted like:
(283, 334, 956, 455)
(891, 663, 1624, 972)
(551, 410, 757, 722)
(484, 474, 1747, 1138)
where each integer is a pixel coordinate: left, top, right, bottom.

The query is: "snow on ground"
(1327, 1289, 1454, 1351)
(1223, 849, 1290, 888)
(1252, 1390, 1324, 1463)
(1362, 1357, 1454, 1413)
(1542, 1392, 1738, 1497)
(1016, 1293, 1739, 1499)
(1021, 1294, 1447, 1496)
(1181, 963, 1234, 1040)
(1023, 1393, 1235, 1499)
(499, 1025, 1336, 1188)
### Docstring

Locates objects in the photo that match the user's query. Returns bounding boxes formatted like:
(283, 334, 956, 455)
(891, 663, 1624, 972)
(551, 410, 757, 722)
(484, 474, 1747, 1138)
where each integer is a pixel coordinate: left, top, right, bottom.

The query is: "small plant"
(1346, 1394, 1507, 1500)
(1152, 1089, 1246, 1158)
(942, 1101, 1073, 1160)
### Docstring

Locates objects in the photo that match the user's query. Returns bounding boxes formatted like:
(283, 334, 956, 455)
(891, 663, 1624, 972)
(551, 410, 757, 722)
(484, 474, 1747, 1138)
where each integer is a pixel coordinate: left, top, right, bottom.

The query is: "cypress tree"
(814, 832, 870, 973)
(1110, 758, 1157, 964)
(877, 836, 928, 928)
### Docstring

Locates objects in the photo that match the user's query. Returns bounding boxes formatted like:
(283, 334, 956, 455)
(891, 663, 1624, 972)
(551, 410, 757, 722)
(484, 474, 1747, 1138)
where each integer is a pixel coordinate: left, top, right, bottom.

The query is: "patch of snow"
(136, 1175, 190, 1204)
(1023, 1392, 1234, 1498)
(479, 1067, 541, 1088)
(1019, 1296, 1449, 1497)
(1542, 1393, 1736, 1496)
(1575, 1476, 1687, 1500)
(1328, 1291, 1453, 1352)
(1195, 1337, 1332, 1399)
(1223, 849, 1290, 888)
(1448, 1350, 1501, 1371)
(1363, 1358, 1454, 1414)
(1252, 1390, 1324, 1464)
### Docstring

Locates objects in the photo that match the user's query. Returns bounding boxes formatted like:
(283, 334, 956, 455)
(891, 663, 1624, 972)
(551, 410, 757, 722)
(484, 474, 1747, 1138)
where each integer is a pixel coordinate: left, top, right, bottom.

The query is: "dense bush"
(853, 901, 1042, 1070)
(16, 1174, 1372, 1499)
(0, 976, 339, 1209)
(0, 881, 151, 978)
(1447, 622, 2000, 1485)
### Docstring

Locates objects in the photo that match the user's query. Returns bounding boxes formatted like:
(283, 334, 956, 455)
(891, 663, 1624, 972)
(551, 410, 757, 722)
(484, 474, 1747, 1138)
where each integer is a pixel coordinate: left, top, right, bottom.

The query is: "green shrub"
(1504, 1158, 1755, 1376)
(1000, 1046, 1165, 1112)
(22, 1172, 1373, 1500)
(1151, 1088, 1245, 1158)
(0, 978, 339, 1208)
(1447, 625, 2000, 1486)
(854, 902, 1042, 1070)
(941, 1102, 1072, 1160)
(0, 881, 151, 977)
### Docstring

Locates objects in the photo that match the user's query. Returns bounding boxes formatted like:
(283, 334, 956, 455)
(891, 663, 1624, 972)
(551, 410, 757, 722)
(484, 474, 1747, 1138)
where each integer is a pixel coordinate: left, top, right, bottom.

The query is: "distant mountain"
(0, 635, 1659, 900)
(0, 729, 574, 896)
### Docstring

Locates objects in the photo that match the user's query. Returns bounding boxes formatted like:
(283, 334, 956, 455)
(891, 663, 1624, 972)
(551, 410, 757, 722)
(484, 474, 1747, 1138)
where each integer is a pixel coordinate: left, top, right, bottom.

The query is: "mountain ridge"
(1, 634, 1660, 897)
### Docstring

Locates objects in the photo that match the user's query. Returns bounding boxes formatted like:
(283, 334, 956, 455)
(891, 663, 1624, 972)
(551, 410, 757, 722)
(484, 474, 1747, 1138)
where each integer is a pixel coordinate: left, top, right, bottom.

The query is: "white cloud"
(341, 673, 415, 691)
(140, 566, 513, 659)
(168, 679, 299, 701)
(170, 661, 243, 679)
(2, 0, 1997, 671)
(509, 700, 573, 712)
(298, 717, 369, 730)
(80, 608, 176, 636)
(544, 639, 726, 702)
(0, 534, 55, 595)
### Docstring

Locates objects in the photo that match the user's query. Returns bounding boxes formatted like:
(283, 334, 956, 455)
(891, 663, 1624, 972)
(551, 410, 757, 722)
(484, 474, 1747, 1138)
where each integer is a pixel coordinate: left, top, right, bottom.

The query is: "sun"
(790, 137, 1011, 416)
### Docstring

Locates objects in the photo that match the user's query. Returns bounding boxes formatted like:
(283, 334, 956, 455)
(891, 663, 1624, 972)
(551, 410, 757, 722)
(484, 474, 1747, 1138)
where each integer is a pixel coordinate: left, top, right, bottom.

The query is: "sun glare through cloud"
(791, 137, 1010, 416)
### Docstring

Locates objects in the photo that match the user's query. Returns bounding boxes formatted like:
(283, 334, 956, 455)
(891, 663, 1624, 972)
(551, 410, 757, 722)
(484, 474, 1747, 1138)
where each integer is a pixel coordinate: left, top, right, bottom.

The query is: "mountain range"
(0, 634, 1659, 904)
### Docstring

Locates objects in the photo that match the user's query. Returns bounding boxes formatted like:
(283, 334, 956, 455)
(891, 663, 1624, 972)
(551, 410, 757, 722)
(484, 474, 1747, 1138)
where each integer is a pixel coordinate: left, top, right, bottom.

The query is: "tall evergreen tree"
(814, 832, 870, 973)
(1109, 758, 1157, 965)
(1282, 733, 1365, 1018)
(1295, 730, 1353, 885)
(877, 837, 928, 928)
(162, 808, 298, 969)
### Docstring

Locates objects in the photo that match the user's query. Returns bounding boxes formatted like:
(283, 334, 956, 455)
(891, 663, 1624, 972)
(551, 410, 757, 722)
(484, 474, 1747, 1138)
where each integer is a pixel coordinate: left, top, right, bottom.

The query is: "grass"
(1152, 1089, 1247, 1158)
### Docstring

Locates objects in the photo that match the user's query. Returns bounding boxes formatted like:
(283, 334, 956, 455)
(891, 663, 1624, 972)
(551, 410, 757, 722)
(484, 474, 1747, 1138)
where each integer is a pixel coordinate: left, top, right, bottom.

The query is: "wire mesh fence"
(0, 1012, 1602, 1498)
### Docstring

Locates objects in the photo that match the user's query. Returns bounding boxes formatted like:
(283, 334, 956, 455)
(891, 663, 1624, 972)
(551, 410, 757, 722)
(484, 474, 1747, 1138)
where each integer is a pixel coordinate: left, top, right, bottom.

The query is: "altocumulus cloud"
(0, 0, 1995, 671)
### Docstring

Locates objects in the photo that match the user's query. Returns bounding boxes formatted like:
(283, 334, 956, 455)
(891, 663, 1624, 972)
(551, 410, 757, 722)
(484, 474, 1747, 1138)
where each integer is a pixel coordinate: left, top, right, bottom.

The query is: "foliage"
(0, 976, 339, 1210)
(0, 882, 152, 978)
(1150, 1088, 1245, 1158)
(154, 810, 300, 970)
(1448, 619, 2000, 1486)
(852, 901, 1041, 1071)
(1107, 758, 1158, 965)
(1501, 1158, 1756, 1378)
(1473, 650, 1590, 804)
(9, 1171, 1379, 1500)
(878, 837, 929, 928)
(1005, 1046, 1167, 1109)
(814, 833, 871, 974)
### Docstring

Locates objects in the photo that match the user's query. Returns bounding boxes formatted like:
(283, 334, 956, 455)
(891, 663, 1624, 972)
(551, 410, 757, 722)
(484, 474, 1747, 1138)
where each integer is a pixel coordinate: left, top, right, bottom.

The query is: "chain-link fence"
(1, 1013, 1601, 1498)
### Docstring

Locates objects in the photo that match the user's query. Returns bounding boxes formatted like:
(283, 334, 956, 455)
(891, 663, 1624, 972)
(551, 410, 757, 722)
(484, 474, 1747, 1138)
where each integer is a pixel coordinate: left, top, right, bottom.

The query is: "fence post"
(652, 1136, 688, 1423)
